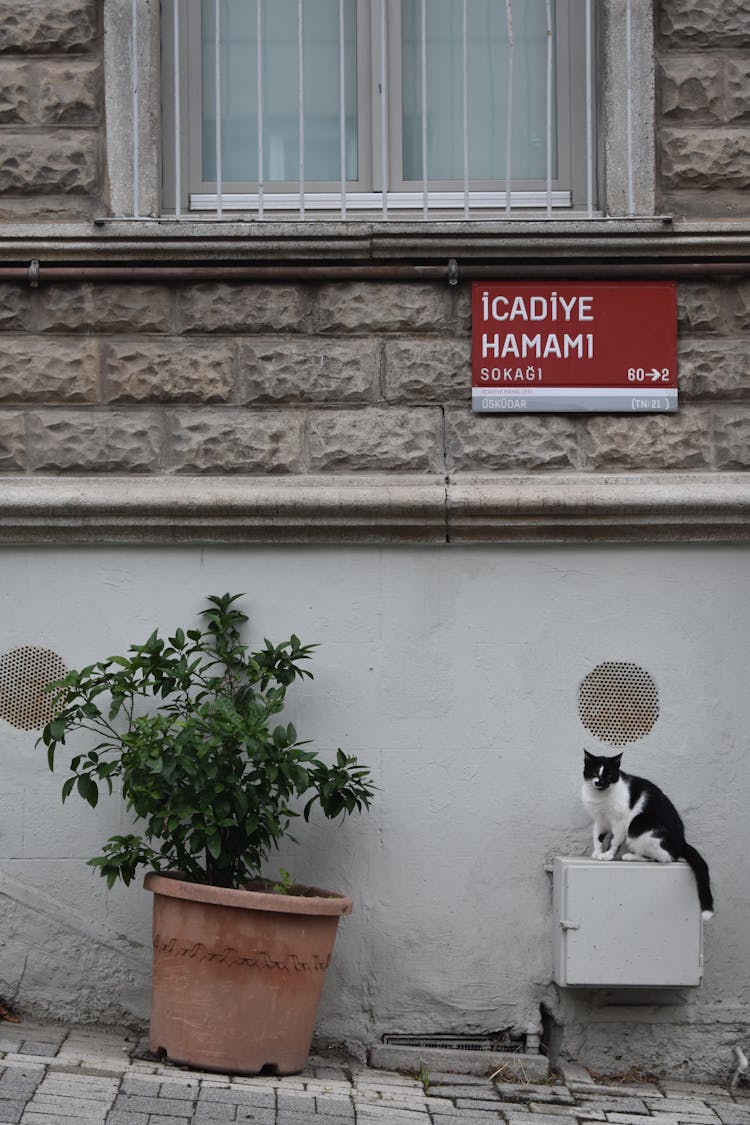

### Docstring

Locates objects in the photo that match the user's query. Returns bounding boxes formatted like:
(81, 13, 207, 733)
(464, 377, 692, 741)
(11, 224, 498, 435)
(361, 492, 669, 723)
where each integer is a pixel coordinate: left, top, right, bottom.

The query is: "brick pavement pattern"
(0, 1023, 749, 1125)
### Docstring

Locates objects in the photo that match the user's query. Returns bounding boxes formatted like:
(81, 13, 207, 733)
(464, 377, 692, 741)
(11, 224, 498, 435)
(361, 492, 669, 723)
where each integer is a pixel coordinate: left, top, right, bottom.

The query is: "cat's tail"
(679, 842, 714, 920)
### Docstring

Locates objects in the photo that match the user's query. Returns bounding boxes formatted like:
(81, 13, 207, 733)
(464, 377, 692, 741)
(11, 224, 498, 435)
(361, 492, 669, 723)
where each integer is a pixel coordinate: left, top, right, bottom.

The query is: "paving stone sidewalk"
(0, 1021, 748, 1125)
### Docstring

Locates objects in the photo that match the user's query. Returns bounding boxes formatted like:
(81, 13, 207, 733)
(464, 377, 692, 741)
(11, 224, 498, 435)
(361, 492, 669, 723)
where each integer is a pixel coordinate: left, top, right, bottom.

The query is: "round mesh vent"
(0, 645, 67, 731)
(578, 661, 659, 746)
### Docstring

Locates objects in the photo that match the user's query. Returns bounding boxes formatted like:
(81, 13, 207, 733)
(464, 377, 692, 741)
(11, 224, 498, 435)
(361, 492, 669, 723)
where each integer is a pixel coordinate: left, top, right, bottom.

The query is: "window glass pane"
(400, 0, 556, 183)
(201, 1, 256, 181)
(201, 0, 357, 184)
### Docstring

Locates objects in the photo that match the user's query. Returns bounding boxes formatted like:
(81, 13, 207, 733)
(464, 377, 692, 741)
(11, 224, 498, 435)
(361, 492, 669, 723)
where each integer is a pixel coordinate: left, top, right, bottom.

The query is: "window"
(161, 0, 593, 218)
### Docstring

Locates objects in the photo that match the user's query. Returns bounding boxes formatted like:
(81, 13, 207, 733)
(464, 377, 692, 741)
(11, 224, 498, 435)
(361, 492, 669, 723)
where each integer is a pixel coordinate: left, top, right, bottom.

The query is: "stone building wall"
(0, 1, 748, 225)
(0, 0, 748, 1072)
(0, 0, 102, 220)
(0, 276, 748, 479)
(0, 2, 747, 482)
(657, 0, 750, 218)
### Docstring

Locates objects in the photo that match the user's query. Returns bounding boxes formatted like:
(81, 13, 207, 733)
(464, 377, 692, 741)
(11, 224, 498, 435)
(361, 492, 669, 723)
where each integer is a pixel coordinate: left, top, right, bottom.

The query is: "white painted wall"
(0, 544, 748, 1077)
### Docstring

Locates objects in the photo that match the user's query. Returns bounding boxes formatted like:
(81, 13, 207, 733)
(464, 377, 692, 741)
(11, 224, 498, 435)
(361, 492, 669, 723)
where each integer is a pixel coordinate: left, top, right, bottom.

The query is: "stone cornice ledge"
(0, 476, 447, 545)
(447, 474, 750, 543)
(1, 474, 749, 545)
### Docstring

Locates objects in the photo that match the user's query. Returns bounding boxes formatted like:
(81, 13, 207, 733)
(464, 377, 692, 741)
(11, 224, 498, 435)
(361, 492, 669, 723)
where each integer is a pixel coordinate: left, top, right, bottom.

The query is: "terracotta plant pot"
(144, 872, 353, 1075)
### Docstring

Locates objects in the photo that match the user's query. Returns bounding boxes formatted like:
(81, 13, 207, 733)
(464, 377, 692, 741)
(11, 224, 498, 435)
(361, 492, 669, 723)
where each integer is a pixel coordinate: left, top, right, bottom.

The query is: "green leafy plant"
(271, 868, 297, 895)
(40, 593, 374, 890)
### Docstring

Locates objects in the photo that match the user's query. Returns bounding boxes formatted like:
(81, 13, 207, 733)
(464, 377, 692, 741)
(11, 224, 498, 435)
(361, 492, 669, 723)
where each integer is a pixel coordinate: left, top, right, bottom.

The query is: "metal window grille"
(136, 0, 637, 222)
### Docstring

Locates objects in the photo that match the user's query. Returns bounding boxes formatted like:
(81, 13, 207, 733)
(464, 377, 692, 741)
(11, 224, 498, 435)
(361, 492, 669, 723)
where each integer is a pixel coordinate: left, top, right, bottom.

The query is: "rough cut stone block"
(168, 410, 302, 474)
(384, 339, 470, 403)
(0, 130, 98, 194)
(239, 338, 377, 403)
(677, 283, 723, 333)
(581, 412, 714, 470)
(445, 410, 578, 471)
(38, 284, 172, 333)
(104, 342, 234, 403)
(0, 282, 32, 329)
(0, 411, 24, 469)
(179, 284, 311, 334)
(661, 129, 750, 188)
(0, 337, 98, 402)
(0, 63, 31, 123)
(658, 58, 722, 122)
(659, 0, 750, 46)
(37, 61, 101, 125)
(726, 60, 750, 123)
(678, 341, 749, 400)
(0, 1, 98, 53)
(714, 411, 750, 468)
(27, 411, 162, 472)
(314, 282, 452, 333)
(728, 281, 750, 330)
(453, 285, 473, 334)
(307, 407, 443, 472)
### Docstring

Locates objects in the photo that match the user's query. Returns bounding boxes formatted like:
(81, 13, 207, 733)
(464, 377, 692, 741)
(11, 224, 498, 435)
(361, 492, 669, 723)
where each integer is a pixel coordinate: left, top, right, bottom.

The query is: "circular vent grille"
(0, 645, 67, 731)
(578, 661, 659, 746)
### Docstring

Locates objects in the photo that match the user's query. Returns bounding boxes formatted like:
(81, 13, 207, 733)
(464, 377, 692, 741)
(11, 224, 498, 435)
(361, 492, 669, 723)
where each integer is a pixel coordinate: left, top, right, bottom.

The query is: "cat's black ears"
(583, 748, 623, 765)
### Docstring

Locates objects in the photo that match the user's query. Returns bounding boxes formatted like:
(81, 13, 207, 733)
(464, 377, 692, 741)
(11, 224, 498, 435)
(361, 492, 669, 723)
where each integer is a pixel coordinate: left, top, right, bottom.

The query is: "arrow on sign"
(649, 369, 663, 382)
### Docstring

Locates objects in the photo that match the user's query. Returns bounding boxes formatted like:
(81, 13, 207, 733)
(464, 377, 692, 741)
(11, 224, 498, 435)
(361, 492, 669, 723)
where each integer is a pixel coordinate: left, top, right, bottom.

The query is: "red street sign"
(471, 281, 677, 413)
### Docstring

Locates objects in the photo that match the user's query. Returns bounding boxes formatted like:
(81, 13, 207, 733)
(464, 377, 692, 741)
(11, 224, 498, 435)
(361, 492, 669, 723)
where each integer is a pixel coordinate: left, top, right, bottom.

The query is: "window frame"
(164, 0, 589, 217)
(179, 0, 371, 200)
(103, 0, 656, 222)
(379, 0, 587, 199)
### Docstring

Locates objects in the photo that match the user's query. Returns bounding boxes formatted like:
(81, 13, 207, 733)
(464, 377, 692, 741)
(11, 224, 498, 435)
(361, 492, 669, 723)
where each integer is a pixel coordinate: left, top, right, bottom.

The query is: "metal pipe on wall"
(0, 260, 748, 287)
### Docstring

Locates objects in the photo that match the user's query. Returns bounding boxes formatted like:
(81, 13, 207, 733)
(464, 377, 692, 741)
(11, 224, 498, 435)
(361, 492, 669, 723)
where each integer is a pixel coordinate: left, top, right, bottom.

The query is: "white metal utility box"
(551, 856, 704, 987)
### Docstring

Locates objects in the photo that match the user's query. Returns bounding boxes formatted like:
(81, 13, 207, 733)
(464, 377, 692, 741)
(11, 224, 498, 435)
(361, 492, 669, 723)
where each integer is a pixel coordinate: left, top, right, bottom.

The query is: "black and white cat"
(582, 750, 714, 920)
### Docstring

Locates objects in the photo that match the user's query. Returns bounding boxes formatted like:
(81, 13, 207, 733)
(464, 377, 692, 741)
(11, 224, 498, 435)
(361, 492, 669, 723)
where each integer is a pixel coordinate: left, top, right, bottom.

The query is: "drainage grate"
(0, 645, 66, 731)
(382, 1032, 524, 1054)
(578, 661, 659, 746)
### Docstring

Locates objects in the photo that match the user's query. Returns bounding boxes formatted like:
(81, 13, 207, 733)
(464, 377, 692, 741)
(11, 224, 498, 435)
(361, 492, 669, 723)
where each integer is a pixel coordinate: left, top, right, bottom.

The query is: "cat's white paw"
(701, 910, 714, 922)
(593, 850, 614, 861)
(621, 852, 639, 861)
